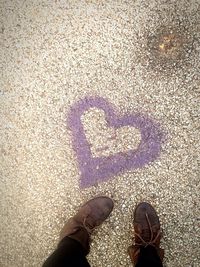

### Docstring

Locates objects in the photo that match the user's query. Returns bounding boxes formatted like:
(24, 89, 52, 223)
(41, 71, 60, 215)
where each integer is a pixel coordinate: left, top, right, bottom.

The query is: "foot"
(59, 196, 114, 253)
(128, 202, 164, 265)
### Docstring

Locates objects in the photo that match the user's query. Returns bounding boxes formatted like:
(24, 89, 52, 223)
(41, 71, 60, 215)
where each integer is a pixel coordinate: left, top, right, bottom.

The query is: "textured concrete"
(0, 0, 199, 266)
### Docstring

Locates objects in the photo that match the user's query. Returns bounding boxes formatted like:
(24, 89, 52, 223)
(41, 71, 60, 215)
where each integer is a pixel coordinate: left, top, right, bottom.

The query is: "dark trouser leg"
(135, 246, 163, 267)
(42, 236, 91, 267)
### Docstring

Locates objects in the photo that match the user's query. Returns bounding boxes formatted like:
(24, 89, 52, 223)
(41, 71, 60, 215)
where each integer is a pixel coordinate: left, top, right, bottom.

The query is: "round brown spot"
(158, 33, 182, 56)
(147, 26, 194, 71)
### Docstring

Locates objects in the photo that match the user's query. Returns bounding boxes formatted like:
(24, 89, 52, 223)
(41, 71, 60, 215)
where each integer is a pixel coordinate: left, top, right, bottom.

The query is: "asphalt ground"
(1, 1, 199, 266)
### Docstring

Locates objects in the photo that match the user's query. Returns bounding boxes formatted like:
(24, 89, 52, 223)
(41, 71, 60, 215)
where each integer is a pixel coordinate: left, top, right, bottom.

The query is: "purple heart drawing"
(68, 97, 164, 188)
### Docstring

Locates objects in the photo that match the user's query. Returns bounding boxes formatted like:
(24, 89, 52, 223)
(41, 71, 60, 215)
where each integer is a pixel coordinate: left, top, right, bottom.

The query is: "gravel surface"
(0, 0, 199, 266)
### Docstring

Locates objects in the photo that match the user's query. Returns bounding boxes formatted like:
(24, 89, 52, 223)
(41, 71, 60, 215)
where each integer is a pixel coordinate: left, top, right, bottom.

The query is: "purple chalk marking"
(68, 97, 164, 188)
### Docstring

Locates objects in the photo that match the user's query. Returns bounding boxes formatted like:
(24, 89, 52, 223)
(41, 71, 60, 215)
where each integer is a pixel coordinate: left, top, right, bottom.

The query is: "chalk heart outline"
(68, 97, 164, 188)
(82, 109, 142, 158)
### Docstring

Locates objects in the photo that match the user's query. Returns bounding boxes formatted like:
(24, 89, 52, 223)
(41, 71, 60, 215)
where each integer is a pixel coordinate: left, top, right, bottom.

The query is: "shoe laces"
(82, 216, 95, 234)
(134, 213, 161, 248)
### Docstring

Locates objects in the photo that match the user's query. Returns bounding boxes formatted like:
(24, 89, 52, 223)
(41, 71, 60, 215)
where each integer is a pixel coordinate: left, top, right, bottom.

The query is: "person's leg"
(43, 236, 90, 267)
(42, 196, 114, 267)
(128, 202, 164, 267)
(135, 246, 163, 267)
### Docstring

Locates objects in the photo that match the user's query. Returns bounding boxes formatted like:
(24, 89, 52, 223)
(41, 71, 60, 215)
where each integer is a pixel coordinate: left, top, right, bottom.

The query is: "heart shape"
(81, 108, 142, 158)
(68, 97, 164, 188)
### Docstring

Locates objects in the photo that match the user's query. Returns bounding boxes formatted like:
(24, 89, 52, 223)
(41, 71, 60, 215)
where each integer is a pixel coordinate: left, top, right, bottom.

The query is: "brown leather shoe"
(128, 202, 164, 265)
(59, 196, 114, 253)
